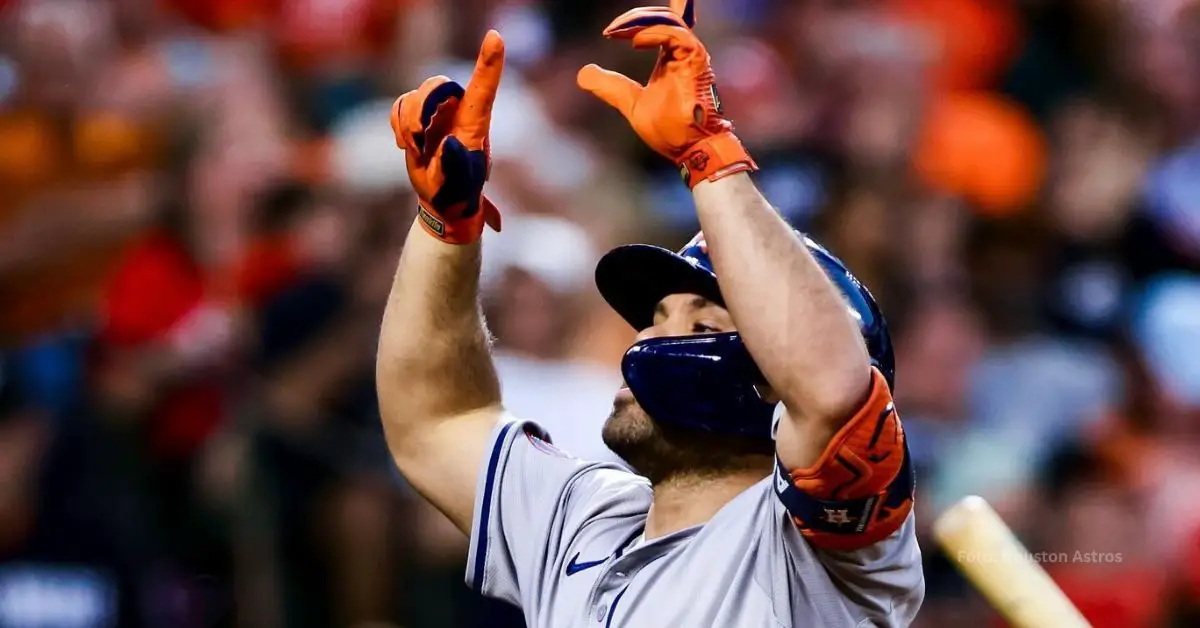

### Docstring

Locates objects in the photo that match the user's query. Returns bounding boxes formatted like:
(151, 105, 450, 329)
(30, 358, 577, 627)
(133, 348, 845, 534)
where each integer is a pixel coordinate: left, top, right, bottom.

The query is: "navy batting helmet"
(595, 231, 893, 439)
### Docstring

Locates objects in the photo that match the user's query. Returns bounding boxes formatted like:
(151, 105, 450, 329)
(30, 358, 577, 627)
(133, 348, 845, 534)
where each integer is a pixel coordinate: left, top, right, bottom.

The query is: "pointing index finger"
(670, 0, 696, 27)
(457, 30, 506, 146)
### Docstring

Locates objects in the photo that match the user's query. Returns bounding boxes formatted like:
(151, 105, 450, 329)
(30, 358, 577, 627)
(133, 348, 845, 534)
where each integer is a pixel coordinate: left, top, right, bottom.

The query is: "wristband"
(416, 197, 500, 245)
(677, 133, 758, 189)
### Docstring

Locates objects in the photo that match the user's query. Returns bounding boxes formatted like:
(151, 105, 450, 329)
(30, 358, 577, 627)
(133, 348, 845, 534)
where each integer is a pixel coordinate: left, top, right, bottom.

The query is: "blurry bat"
(933, 495, 1092, 628)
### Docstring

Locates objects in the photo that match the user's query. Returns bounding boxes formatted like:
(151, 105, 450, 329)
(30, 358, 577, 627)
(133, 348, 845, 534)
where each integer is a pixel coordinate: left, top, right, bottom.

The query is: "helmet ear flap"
(621, 332, 778, 439)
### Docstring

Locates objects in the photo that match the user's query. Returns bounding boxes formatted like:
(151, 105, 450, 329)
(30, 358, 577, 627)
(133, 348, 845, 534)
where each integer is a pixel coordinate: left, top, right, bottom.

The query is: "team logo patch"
(823, 508, 856, 526)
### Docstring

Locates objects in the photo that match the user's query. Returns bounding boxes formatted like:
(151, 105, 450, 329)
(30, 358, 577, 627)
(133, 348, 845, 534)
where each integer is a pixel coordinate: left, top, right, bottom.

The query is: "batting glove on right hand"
(391, 31, 504, 244)
(577, 0, 757, 188)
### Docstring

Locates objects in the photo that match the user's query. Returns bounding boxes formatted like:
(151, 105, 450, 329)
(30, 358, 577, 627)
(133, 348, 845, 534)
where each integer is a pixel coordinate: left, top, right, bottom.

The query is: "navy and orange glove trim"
(391, 31, 505, 244)
(577, 0, 757, 188)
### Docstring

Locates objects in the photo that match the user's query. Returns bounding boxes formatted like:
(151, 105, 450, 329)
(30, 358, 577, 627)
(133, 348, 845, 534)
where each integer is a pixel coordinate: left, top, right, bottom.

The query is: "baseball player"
(377, 1, 924, 626)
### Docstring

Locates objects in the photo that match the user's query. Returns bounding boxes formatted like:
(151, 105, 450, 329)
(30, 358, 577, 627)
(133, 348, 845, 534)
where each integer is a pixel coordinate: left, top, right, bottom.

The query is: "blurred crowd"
(1, 0, 1199, 627)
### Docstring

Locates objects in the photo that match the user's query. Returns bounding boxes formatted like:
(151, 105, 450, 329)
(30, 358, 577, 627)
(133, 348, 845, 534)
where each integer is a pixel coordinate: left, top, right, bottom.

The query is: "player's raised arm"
(579, 0, 913, 554)
(577, 0, 869, 465)
(690, 176, 874, 463)
(377, 32, 507, 535)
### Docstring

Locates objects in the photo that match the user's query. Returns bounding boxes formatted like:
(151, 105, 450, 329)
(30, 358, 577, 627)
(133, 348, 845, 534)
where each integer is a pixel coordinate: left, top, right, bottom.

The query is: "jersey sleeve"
(772, 368, 924, 625)
(465, 415, 644, 607)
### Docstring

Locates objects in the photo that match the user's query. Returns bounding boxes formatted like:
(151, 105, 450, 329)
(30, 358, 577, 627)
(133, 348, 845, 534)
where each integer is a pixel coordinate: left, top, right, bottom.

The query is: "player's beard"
(602, 393, 774, 486)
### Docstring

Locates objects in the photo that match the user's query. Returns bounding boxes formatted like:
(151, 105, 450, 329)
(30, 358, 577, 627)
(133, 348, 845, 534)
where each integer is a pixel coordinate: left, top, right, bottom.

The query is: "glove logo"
(417, 206, 446, 236)
(687, 150, 710, 173)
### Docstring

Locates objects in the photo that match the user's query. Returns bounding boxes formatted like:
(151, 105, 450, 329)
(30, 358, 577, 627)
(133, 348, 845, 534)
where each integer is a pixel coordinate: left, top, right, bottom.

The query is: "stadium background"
(0, 0, 1198, 626)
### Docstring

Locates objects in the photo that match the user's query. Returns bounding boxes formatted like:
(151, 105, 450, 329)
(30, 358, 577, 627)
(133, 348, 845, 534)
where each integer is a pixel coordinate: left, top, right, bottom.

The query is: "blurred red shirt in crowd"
(99, 231, 225, 459)
(98, 227, 302, 459)
(164, 0, 406, 71)
(985, 546, 1168, 628)
(886, 0, 1021, 92)
(1044, 564, 1167, 628)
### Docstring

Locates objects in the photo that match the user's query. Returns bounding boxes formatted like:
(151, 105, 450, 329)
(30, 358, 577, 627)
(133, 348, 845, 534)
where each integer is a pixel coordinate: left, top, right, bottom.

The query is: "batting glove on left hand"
(577, 0, 757, 188)
(391, 31, 505, 244)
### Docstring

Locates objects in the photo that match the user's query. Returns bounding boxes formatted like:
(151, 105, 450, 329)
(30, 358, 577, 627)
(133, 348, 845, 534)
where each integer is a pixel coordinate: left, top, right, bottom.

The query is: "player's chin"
(608, 386, 638, 422)
(602, 395, 655, 456)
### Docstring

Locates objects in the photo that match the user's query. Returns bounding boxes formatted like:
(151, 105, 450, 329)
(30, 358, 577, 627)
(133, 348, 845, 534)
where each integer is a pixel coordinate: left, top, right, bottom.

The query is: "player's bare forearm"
(377, 220, 501, 444)
(692, 174, 871, 429)
(375, 220, 501, 533)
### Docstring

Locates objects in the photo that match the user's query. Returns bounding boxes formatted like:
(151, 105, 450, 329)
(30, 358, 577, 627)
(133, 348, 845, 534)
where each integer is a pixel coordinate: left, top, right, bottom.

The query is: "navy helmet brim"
(595, 244, 724, 332)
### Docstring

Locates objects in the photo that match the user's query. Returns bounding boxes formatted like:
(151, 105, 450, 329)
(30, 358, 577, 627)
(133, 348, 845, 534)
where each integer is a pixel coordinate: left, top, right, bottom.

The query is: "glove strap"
(677, 133, 758, 189)
(416, 197, 502, 245)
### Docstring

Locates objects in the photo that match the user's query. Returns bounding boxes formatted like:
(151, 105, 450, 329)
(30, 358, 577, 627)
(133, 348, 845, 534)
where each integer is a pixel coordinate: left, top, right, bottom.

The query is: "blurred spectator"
(913, 91, 1046, 218)
(889, 0, 1021, 89)
(1036, 444, 1167, 628)
(0, 1, 165, 426)
(483, 214, 624, 465)
(892, 293, 987, 512)
(0, 351, 159, 628)
(235, 182, 408, 628)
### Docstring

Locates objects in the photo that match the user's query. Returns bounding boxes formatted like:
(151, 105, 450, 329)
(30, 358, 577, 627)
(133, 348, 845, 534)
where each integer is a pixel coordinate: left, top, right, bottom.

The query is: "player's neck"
(644, 469, 764, 540)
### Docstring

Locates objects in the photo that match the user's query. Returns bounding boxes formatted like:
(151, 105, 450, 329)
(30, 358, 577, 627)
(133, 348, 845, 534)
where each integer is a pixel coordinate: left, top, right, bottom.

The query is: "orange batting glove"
(391, 31, 504, 244)
(577, 0, 757, 188)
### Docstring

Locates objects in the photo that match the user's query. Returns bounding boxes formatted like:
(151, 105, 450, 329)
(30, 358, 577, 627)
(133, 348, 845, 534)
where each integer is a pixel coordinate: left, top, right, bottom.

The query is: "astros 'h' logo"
(823, 508, 855, 525)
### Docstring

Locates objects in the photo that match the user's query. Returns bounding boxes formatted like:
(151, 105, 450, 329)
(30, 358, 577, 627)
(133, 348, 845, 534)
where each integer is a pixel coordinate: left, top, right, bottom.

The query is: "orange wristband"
(676, 133, 758, 189)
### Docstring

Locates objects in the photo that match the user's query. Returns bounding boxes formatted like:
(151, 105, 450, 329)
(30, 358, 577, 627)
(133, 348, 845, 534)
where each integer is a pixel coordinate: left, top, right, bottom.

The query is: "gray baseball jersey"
(466, 416, 924, 627)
